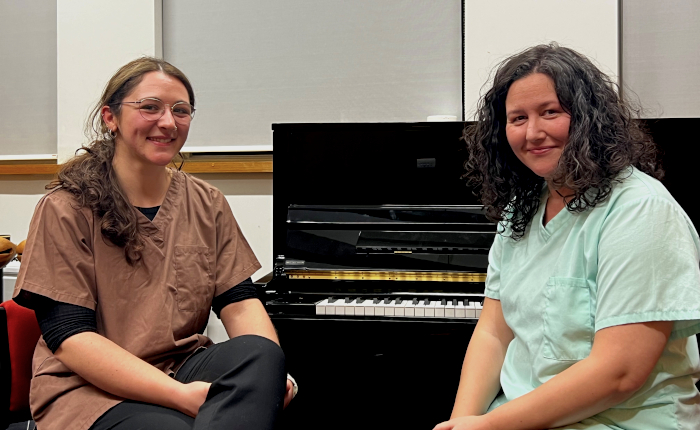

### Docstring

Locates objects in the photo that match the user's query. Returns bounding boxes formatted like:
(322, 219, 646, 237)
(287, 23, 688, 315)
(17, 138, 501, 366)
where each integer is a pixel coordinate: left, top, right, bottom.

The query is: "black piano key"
(395, 298, 403, 305)
(440, 299, 447, 306)
(423, 298, 430, 305)
(328, 297, 337, 303)
(383, 298, 391, 304)
(373, 298, 380, 304)
(345, 297, 353, 303)
(412, 298, 419, 305)
(452, 299, 458, 306)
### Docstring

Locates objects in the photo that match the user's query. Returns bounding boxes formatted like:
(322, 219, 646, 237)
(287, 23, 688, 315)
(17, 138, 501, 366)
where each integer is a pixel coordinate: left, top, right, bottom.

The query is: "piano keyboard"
(315, 298, 483, 319)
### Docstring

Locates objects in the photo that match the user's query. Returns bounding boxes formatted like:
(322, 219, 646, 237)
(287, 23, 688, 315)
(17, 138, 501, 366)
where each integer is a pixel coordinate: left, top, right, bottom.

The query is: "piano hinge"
(274, 255, 287, 278)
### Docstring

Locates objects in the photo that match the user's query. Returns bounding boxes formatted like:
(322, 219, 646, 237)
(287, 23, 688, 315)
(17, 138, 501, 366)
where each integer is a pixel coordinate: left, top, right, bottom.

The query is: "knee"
(216, 335, 286, 380)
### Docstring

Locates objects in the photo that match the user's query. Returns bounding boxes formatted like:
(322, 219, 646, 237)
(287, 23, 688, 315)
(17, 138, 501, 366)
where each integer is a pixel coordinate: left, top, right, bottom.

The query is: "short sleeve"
(212, 190, 262, 297)
(484, 230, 504, 301)
(596, 196, 700, 339)
(13, 191, 97, 310)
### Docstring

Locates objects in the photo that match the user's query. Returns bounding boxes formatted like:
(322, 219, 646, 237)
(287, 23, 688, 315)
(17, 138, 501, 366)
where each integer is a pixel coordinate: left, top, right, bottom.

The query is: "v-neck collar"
(136, 169, 183, 247)
(538, 185, 571, 240)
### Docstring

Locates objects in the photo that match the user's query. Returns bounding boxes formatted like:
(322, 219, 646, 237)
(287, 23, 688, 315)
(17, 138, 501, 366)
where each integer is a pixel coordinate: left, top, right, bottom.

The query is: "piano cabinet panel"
(274, 316, 476, 430)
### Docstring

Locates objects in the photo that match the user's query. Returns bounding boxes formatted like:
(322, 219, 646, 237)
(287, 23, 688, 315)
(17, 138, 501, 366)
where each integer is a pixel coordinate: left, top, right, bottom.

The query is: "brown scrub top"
(13, 170, 261, 430)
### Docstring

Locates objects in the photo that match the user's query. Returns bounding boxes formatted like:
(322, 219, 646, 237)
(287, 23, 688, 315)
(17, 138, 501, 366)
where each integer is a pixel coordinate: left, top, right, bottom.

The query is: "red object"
(1, 299, 41, 412)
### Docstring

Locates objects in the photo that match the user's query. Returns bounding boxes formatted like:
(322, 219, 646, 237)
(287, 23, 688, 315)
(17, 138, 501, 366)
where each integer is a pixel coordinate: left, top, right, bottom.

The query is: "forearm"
(451, 298, 513, 418)
(220, 298, 279, 345)
(484, 355, 635, 429)
(451, 328, 507, 417)
(56, 331, 189, 411)
(483, 321, 672, 430)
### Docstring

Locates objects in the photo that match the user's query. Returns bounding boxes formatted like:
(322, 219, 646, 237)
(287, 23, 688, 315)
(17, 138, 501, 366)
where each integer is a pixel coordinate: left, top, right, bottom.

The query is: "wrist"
(481, 409, 505, 430)
(287, 373, 298, 398)
(163, 380, 189, 412)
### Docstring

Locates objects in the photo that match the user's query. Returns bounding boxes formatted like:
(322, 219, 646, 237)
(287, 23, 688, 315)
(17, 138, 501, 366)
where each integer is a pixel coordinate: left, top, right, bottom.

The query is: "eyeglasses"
(120, 98, 195, 124)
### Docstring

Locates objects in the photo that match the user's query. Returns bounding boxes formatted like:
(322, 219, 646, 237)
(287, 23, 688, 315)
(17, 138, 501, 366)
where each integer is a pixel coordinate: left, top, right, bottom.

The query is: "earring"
(110, 129, 117, 138)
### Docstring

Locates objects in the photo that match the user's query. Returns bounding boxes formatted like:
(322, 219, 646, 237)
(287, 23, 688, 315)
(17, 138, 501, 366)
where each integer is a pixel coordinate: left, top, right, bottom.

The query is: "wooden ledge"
(0, 154, 273, 175)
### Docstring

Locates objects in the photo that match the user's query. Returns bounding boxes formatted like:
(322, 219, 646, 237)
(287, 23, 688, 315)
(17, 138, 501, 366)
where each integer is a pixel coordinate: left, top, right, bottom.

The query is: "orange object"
(15, 240, 26, 263)
(0, 237, 16, 269)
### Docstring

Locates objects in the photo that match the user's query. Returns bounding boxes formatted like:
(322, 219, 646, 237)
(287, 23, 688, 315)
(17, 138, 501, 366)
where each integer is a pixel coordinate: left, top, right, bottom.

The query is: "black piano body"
(266, 122, 496, 429)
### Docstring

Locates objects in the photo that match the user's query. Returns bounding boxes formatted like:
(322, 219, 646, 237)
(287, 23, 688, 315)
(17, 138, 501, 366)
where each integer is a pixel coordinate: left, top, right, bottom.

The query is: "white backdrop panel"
(622, 0, 700, 118)
(163, 0, 463, 152)
(0, 1, 57, 158)
(464, 0, 618, 119)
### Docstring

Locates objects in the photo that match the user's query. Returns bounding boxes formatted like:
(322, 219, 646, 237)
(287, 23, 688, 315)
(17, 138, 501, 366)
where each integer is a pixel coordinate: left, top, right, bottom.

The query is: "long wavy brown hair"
(464, 43, 663, 240)
(47, 57, 195, 264)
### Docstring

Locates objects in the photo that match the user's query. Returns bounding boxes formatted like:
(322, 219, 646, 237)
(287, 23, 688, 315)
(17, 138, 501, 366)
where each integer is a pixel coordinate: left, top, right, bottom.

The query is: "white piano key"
(353, 298, 366, 316)
(315, 298, 329, 315)
(404, 299, 417, 317)
(364, 299, 376, 316)
(384, 299, 397, 316)
(324, 299, 337, 315)
(425, 300, 438, 317)
(343, 298, 355, 315)
(375, 298, 386, 316)
(474, 301, 483, 318)
(415, 300, 427, 317)
(444, 300, 456, 318)
(465, 301, 477, 319)
(455, 300, 467, 318)
(394, 300, 405, 317)
(435, 300, 446, 318)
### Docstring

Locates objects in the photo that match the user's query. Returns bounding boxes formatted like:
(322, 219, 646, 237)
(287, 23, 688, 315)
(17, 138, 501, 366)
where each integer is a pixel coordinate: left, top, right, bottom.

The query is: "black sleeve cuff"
(211, 277, 259, 318)
(34, 300, 97, 353)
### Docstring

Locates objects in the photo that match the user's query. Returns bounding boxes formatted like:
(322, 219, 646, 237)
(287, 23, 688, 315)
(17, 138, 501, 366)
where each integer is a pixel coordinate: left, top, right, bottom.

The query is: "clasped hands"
(179, 377, 296, 418)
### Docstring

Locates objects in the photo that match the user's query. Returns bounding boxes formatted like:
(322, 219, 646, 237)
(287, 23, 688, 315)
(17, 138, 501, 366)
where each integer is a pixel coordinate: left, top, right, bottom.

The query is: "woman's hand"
(283, 379, 295, 408)
(176, 381, 212, 417)
(433, 415, 495, 430)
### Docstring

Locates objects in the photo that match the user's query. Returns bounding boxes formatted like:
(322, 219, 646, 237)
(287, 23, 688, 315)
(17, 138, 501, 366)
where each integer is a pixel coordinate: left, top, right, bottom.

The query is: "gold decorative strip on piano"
(286, 270, 486, 282)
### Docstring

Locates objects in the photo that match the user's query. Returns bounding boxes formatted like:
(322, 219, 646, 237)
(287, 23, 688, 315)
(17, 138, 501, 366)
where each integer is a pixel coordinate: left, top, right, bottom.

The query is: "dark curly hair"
(47, 57, 195, 264)
(464, 43, 662, 239)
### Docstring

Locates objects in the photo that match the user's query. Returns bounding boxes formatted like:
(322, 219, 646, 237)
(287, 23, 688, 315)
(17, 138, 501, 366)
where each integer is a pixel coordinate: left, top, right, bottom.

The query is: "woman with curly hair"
(434, 44, 700, 430)
(14, 57, 294, 430)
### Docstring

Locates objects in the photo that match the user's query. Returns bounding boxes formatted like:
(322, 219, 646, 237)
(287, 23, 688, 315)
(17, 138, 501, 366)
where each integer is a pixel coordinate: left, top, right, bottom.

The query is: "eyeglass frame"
(118, 97, 196, 124)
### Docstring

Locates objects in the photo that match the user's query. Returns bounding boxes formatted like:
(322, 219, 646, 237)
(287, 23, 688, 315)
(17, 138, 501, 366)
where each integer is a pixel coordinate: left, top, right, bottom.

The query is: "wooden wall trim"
(0, 155, 273, 176)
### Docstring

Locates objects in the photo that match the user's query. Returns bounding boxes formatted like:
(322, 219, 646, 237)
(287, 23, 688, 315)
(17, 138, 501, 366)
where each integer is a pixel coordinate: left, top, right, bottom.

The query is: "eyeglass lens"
(138, 98, 194, 124)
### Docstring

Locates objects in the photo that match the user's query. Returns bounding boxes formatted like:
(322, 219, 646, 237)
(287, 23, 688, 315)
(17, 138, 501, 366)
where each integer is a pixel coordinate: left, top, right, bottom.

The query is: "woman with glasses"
(14, 57, 293, 430)
(434, 44, 700, 430)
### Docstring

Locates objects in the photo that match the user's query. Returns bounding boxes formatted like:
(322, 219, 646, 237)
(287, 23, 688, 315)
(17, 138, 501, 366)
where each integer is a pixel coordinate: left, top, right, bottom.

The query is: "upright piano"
(265, 122, 496, 429)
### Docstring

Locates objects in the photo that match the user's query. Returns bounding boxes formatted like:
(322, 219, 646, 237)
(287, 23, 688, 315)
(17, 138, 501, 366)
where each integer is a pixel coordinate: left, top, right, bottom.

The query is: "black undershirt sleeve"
(211, 278, 259, 318)
(34, 301, 97, 353)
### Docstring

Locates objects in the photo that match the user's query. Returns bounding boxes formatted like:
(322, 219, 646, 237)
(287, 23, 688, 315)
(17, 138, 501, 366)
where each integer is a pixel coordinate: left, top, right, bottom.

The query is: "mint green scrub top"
(485, 168, 700, 429)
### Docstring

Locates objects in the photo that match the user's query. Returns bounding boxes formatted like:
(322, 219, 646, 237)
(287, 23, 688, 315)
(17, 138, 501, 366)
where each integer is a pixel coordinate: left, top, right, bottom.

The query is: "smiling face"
(102, 71, 191, 169)
(505, 73, 571, 180)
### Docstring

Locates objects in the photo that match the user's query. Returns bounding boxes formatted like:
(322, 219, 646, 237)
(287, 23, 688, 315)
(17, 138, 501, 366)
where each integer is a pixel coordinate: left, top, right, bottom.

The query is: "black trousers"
(89, 335, 286, 430)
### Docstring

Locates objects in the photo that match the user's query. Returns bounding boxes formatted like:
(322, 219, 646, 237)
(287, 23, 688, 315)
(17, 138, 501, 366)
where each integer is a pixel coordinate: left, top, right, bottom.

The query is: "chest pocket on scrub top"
(542, 277, 594, 361)
(173, 245, 214, 311)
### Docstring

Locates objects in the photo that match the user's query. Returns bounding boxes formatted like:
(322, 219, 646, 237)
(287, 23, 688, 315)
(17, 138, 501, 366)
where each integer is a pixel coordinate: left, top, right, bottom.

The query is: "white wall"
(0, 177, 49, 242)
